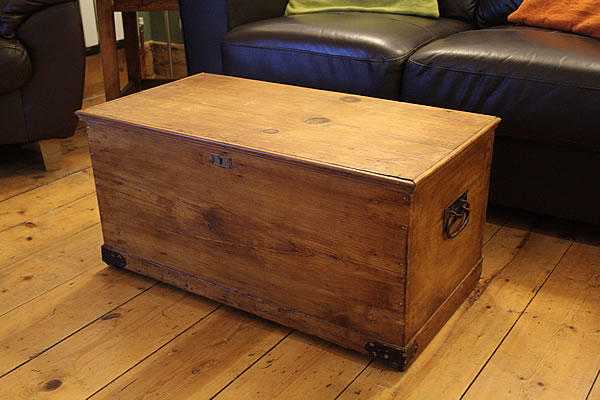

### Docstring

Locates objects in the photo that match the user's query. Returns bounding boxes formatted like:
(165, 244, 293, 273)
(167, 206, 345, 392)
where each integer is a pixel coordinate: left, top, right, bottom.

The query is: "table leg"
(122, 12, 142, 91)
(96, 0, 121, 101)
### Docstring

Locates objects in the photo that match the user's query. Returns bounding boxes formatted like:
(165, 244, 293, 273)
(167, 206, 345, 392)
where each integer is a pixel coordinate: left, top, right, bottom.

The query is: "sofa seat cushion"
(222, 12, 471, 99)
(0, 37, 30, 94)
(402, 26, 600, 150)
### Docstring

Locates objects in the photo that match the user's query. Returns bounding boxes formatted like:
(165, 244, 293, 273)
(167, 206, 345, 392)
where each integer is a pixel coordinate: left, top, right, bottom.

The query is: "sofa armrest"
(0, 0, 72, 38)
(17, 1, 85, 142)
(179, 0, 287, 74)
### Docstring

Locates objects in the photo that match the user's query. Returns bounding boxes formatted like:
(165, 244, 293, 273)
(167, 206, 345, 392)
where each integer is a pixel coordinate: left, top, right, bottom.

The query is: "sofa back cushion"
(439, 0, 477, 22)
(476, 0, 522, 27)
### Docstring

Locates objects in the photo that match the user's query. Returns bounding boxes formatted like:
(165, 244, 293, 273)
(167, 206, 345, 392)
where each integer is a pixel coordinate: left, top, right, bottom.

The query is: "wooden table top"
(78, 74, 499, 183)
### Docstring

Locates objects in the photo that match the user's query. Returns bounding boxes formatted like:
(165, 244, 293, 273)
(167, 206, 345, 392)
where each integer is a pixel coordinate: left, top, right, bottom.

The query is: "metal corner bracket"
(365, 341, 416, 371)
(101, 245, 127, 269)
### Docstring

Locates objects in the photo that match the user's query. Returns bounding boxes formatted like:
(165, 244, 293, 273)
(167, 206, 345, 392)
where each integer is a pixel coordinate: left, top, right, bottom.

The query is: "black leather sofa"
(179, 0, 600, 225)
(0, 0, 85, 146)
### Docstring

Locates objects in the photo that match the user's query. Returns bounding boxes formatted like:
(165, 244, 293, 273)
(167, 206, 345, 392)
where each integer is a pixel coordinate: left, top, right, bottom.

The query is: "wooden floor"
(0, 55, 599, 400)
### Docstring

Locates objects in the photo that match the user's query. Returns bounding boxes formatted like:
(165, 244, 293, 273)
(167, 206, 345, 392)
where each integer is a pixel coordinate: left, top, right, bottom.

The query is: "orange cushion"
(508, 0, 600, 40)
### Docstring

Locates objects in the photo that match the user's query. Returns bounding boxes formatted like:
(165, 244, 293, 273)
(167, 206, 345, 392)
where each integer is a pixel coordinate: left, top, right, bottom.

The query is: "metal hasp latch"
(101, 245, 127, 268)
(443, 192, 470, 239)
(210, 154, 233, 169)
(365, 342, 413, 371)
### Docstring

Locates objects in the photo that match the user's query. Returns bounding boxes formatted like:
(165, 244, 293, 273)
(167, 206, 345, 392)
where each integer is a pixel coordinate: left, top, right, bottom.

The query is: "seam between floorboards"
(0, 188, 96, 234)
(0, 281, 158, 380)
(483, 224, 503, 247)
(0, 220, 101, 272)
(0, 258, 105, 319)
(85, 305, 223, 400)
(458, 240, 575, 400)
(585, 369, 600, 400)
(0, 164, 91, 204)
(208, 329, 295, 400)
(334, 360, 373, 400)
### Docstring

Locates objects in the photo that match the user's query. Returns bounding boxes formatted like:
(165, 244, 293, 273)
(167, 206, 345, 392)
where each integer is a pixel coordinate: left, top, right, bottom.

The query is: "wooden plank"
(0, 285, 218, 399)
(0, 194, 99, 267)
(0, 265, 154, 376)
(0, 131, 91, 202)
(37, 139, 64, 172)
(463, 242, 600, 400)
(404, 130, 492, 342)
(0, 169, 95, 232)
(90, 307, 288, 400)
(215, 332, 368, 400)
(122, 12, 142, 90)
(90, 122, 410, 353)
(96, 0, 121, 101)
(336, 226, 571, 400)
(79, 74, 499, 181)
(0, 225, 102, 316)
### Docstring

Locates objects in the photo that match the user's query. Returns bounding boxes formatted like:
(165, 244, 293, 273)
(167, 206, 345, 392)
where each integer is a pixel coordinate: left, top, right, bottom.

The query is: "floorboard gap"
(208, 329, 295, 400)
(0, 281, 157, 380)
(86, 305, 223, 400)
(0, 221, 101, 271)
(334, 360, 373, 400)
(586, 369, 600, 400)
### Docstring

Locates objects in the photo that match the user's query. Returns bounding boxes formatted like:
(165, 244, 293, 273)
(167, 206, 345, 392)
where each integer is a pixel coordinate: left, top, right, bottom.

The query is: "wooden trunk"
(79, 74, 499, 370)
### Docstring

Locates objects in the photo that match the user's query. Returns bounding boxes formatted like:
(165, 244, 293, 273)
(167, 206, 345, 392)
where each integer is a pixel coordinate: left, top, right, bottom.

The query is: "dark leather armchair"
(0, 0, 85, 151)
(179, 0, 600, 225)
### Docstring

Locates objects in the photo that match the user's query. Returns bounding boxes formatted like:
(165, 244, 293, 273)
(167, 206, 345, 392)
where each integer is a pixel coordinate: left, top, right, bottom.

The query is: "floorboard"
(90, 307, 288, 400)
(462, 241, 600, 400)
(215, 331, 368, 400)
(0, 285, 217, 400)
(0, 169, 95, 233)
(0, 194, 99, 268)
(0, 265, 154, 377)
(0, 225, 102, 316)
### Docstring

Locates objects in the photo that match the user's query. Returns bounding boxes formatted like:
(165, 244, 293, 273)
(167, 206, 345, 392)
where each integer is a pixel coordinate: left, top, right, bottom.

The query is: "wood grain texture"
(483, 222, 502, 244)
(89, 122, 410, 352)
(90, 307, 287, 400)
(216, 332, 368, 400)
(0, 194, 99, 268)
(37, 140, 63, 172)
(122, 12, 142, 90)
(0, 225, 102, 316)
(589, 374, 600, 400)
(0, 265, 154, 376)
(338, 226, 571, 400)
(0, 131, 90, 202)
(82, 74, 497, 367)
(0, 53, 595, 400)
(0, 169, 95, 232)
(0, 285, 217, 400)
(96, 0, 121, 101)
(78, 73, 499, 182)
(405, 129, 493, 341)
(463, 242, 600, 400)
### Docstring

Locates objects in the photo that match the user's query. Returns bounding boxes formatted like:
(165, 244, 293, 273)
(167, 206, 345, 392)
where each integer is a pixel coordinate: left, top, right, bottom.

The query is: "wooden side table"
(96, 0, 179, 101)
